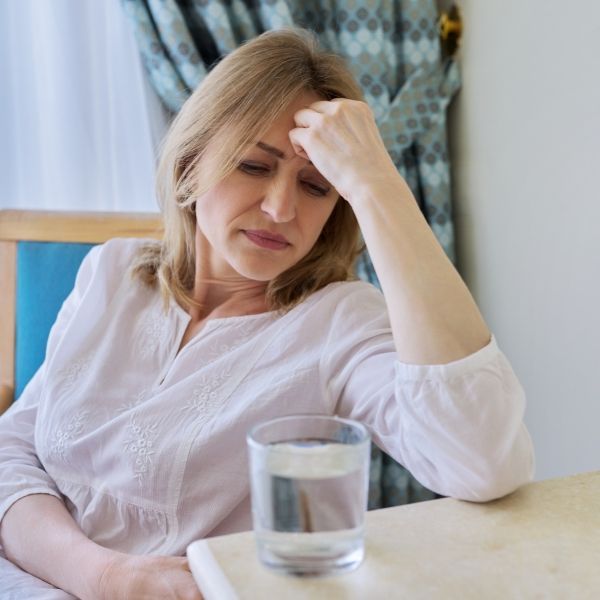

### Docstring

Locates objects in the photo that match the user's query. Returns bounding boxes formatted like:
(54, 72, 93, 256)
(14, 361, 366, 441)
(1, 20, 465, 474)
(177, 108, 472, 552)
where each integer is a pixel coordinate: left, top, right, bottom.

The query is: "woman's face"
(193, 92, 339, 282)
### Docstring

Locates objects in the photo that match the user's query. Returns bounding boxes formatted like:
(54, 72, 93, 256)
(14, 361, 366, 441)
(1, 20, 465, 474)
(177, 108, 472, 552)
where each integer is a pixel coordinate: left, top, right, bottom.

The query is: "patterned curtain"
(121, 0, 458, 508)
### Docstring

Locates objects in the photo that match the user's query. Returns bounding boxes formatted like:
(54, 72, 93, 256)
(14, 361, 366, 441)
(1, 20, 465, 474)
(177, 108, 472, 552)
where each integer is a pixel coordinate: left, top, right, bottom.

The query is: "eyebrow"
(256, 141, 313, 166)
(256, 141, 286, 159)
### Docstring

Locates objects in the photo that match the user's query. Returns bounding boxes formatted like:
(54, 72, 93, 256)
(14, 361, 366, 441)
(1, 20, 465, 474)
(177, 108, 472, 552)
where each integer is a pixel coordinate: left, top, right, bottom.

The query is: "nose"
(260, 175, 297, 223)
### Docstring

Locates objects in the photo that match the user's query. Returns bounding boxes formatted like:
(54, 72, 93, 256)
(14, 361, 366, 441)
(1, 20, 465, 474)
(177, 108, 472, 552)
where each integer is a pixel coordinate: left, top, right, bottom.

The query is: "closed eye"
(239, 162, 330, 196)
(239, 162, 270, 176)
(303, 181, 330, 197)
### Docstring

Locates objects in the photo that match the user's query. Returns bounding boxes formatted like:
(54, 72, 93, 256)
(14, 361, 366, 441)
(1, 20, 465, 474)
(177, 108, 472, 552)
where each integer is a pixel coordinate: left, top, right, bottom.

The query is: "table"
(187, 471, 600, 599)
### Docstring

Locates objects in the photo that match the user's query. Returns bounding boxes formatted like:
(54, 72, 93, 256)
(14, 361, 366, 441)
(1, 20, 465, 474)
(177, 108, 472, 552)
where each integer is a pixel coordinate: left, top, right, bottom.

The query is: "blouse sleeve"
(319, 284, 535, 503)
(0, 244, 102, 525)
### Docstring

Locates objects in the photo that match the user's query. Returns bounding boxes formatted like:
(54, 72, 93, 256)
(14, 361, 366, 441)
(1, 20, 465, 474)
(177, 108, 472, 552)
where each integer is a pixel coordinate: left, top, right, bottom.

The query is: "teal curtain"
(122, 0, 458, 507)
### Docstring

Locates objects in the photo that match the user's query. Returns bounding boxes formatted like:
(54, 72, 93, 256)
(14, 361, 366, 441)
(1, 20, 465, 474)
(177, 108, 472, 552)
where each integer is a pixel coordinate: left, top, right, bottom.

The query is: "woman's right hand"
(96, 552, 203, 600)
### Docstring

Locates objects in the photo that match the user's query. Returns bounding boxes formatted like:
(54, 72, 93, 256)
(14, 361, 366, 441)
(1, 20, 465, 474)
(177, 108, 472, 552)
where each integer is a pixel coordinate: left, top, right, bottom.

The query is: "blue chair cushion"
(15, 241, 96, 398)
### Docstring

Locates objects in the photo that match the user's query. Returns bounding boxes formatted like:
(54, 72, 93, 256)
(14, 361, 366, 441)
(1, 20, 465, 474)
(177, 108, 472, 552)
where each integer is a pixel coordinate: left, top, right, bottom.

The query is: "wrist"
(78, 543, 122, 600)
(344, 171, 414, 212)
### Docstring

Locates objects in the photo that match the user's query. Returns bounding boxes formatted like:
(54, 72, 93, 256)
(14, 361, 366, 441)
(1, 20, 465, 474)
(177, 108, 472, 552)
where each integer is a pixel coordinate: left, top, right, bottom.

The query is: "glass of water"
(247, 415, 371, 576)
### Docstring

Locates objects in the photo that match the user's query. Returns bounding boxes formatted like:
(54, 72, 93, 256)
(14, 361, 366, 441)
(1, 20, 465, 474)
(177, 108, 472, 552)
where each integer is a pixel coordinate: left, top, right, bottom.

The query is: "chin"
(231, 259, 289, 282)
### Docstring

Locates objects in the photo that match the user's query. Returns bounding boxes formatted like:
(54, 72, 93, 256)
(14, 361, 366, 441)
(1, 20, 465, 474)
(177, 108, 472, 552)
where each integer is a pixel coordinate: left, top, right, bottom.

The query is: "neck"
(188, 231, 269, 323)
(188, 279, 268, 322)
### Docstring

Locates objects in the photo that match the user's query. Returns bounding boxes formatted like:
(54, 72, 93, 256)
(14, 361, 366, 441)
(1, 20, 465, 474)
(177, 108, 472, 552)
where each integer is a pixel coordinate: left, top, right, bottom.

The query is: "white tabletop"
(187, 471, 600, 599)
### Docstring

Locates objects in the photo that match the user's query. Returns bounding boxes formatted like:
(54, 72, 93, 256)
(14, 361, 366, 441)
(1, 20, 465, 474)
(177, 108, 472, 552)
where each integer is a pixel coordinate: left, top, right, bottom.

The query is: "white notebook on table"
(187, 539, 239, 600)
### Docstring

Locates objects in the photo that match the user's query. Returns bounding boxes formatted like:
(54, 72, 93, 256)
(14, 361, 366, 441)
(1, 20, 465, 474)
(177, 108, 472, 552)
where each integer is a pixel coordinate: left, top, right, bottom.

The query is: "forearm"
(290, 97, 489, 363)
(0, 494, 115, 599)
(351, 175, 490, 364)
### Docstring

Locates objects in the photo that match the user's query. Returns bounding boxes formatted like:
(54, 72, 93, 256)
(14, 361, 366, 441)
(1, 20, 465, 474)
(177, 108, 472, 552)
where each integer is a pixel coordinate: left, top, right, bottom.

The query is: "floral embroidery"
(117, 389, 148, 414)
(180, 368, 231, 424)
(137, 309, 168, 359)
(58, 355, 92, 391)
(49, 410, 90, 461)
(204, 318, 264, 362)
(123, 416, 159, 485)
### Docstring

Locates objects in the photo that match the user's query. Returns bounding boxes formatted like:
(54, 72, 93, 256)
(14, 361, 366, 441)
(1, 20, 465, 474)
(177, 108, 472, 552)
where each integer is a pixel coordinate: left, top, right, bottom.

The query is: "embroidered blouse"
(0, 238, 534, 598)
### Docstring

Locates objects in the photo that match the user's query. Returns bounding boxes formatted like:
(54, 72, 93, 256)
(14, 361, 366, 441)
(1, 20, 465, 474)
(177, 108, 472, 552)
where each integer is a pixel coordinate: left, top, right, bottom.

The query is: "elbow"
(448, 427, 536, 503)
(457, 461, 534, 503)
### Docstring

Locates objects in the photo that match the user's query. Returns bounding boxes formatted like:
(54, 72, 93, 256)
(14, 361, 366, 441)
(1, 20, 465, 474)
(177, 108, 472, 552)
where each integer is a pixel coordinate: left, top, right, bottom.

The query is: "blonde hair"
(134, 28, 365, 312)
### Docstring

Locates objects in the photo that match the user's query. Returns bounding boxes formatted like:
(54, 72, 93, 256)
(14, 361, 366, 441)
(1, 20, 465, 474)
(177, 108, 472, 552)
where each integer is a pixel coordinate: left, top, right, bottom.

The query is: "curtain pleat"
(122, 0, 203, 111)
(0, 0, 170, 212)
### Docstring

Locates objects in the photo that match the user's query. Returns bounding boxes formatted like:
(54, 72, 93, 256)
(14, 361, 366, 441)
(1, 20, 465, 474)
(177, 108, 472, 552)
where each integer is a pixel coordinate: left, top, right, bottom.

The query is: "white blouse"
(0, 238, 534, 598)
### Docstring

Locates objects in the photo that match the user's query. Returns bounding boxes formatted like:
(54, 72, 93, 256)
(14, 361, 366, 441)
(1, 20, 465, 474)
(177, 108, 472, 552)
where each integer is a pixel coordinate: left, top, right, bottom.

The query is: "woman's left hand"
(291, 98, 491, 366)
(289, 99, 401, 203)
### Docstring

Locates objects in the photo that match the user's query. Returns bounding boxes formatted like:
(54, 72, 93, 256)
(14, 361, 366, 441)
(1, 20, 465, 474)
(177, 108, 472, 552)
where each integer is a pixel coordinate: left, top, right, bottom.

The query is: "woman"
(0, 29, 534, 599)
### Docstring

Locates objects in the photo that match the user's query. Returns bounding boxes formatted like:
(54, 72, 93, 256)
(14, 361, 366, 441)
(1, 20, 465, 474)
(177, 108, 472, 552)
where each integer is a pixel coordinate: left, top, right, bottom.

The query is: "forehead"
(280, 90, 323, 122)
(198, 90, 323, 174)
(255, 90, 323, 147)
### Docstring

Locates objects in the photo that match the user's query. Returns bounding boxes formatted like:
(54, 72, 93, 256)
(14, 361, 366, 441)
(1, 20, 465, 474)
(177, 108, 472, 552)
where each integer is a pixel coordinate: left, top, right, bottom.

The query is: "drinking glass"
(247, 414, 371, 576)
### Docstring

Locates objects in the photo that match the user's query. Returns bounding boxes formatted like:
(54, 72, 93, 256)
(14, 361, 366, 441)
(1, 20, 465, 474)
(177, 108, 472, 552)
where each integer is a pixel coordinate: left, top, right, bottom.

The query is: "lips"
(243, 229, 290, 250)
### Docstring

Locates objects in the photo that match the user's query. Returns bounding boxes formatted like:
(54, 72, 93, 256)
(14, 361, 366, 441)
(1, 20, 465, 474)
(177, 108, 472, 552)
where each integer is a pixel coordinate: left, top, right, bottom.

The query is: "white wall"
(450, 0, 600, 480)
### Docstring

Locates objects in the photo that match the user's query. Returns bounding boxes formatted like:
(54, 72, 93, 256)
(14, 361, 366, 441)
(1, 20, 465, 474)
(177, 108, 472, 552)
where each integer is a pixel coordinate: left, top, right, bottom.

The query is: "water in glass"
(250, 436, 369, 575)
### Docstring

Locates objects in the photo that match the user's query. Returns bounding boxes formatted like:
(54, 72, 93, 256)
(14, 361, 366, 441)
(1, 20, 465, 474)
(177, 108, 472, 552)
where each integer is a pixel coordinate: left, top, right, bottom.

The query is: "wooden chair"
(0, 210, 162, 414)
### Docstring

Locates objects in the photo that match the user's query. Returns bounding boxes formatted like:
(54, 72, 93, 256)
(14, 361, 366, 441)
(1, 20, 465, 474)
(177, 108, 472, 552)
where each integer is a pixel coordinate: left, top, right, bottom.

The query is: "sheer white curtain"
(0, 0, 171, 212)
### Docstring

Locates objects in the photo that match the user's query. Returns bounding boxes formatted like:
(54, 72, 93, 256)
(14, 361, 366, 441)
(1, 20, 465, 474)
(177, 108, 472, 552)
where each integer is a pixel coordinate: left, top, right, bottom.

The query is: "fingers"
(292, 100, 351, 127)
(288, 127, 311, 160)
(293, 99, 374, 141)
(300, 98, 371, 117)
(293, 107, 321, 128)
(290, 107, 324, 159)
(289, 104, 331, 159)
(293, 99, 359, 127)
(305, 98, 357, 114)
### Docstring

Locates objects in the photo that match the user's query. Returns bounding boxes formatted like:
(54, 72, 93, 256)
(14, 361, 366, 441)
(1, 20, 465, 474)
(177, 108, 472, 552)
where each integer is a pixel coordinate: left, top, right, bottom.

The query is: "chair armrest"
(0, 384, 14, 415)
